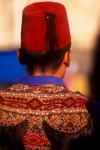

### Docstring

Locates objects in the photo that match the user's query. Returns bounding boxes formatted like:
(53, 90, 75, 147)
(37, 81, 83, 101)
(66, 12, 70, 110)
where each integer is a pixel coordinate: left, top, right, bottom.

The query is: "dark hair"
(19, 43, 71, 74)
(43, 117, 99, 150)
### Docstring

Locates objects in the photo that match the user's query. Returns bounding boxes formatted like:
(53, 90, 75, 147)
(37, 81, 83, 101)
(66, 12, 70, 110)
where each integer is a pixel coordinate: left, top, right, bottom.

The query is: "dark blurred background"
(0, 0, 100, 101)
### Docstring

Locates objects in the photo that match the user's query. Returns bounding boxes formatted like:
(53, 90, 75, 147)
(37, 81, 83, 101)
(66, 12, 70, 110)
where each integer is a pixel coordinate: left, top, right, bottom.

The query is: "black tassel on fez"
(44, 12, 60, 51)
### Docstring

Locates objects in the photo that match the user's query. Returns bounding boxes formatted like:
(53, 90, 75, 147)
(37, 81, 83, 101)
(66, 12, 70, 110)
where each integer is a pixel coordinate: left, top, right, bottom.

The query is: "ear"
(63, 50, 72, 68)
(17, 49, 26, 65)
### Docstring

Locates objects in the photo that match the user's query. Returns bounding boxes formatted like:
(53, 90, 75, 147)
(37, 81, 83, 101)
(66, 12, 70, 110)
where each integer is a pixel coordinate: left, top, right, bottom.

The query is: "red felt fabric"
(21, 1, 71, 51)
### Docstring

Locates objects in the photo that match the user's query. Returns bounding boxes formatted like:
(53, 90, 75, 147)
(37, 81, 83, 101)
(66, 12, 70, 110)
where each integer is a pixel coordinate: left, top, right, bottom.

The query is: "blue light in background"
(0, 49, 26, 84)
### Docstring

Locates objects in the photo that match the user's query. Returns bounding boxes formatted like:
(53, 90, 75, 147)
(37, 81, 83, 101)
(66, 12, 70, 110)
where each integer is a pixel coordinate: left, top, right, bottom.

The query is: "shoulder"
(0, 84, 29, 126)
(61, 87, 91, 111)
(68, 89, 91, 101)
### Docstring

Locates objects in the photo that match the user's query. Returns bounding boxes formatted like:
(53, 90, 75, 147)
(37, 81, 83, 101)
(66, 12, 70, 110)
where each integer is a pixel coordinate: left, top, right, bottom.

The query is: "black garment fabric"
(0, 119, 27, 150)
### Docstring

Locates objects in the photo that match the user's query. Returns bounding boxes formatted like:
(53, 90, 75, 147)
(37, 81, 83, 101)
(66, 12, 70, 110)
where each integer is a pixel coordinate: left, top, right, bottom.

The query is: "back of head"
(18, 2, 71, 74)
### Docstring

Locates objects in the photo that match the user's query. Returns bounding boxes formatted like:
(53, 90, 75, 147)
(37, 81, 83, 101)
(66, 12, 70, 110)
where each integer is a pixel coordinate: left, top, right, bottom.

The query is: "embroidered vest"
(0, 84, 90, 149)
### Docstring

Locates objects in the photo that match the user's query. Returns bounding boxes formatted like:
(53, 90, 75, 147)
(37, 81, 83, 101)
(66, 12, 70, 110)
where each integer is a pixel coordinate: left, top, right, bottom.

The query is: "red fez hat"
(21, 1, 71, 51)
